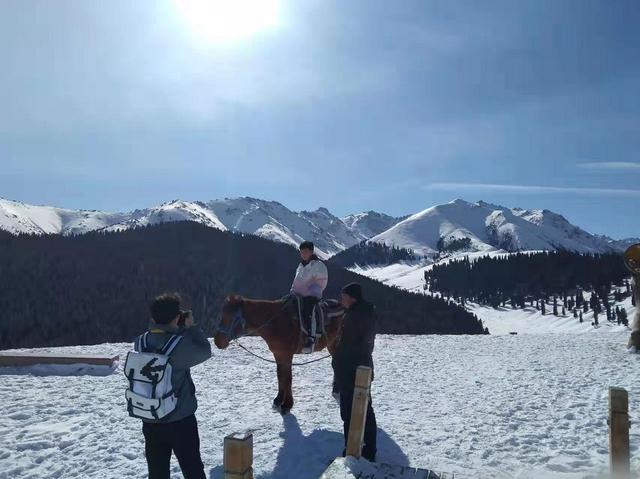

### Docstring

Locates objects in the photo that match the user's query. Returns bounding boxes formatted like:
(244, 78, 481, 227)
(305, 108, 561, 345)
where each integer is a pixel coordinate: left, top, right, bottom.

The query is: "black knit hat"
(299, 241, 314, 251)
(341, 282, 363, 301)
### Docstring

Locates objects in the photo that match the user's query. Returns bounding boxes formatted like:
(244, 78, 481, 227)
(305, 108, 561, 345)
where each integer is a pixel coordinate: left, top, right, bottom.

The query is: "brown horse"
(214, 295, 344, 413)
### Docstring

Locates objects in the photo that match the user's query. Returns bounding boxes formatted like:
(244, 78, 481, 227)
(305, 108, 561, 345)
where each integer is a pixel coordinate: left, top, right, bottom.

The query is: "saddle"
(286, 294, 344, 353)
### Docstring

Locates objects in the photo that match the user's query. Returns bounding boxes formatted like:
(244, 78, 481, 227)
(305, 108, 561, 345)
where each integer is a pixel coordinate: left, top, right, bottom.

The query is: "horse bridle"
(215, 308, 246, 341)
(215, 296, 293, 342)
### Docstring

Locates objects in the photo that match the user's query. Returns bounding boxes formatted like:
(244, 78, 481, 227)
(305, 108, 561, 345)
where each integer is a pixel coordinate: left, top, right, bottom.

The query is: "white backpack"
(124, 332, 183, 420)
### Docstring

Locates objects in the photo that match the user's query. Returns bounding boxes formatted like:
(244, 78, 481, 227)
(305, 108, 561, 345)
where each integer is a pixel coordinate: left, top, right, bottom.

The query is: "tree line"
(329, 241, 417, 268)
(0, 222, 486, 349)
(424, 251, 634, 326)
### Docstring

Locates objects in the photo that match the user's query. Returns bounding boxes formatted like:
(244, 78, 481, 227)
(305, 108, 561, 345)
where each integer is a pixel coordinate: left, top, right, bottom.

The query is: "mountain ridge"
(0, 196, 634, 257)
(370, 198, 634, 255)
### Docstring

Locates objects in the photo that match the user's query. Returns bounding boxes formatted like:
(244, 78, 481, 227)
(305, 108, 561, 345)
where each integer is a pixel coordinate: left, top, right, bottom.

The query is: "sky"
(1, 0, 639, 238)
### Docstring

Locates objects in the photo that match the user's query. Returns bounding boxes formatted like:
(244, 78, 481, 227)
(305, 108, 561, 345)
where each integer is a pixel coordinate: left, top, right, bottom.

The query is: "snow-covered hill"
(1, 196, 633, 258)
(349, 255, 637, 336)
(0, 197, 370, 257)
(1, 333, 638, 478)
(0, 198, 128, 235)
(341, 211, 407, 239)
(370, 199, 629, 256)
(104, 200, 228, 233)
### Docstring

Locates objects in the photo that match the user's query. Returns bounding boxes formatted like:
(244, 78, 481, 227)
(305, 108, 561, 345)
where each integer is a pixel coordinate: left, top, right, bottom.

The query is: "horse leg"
(273, 361, 285, 410)
(280, 357, 294, 414)
(272, 352, 294, 413)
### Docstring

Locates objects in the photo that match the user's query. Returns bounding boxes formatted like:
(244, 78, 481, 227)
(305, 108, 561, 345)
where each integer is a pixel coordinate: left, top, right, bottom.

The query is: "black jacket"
(332, 299, 376, 391)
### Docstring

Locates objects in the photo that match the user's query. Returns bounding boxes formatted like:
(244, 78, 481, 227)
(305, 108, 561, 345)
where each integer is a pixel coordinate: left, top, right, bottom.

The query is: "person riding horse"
(290, 241, 328, 353)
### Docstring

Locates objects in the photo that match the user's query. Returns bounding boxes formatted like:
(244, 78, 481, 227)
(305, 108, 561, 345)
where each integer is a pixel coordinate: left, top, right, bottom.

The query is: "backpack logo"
(141, 357, 164, 383)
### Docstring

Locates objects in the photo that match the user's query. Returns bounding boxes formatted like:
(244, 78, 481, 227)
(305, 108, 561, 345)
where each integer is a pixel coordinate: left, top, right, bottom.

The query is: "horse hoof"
(271, 404, 290, 415)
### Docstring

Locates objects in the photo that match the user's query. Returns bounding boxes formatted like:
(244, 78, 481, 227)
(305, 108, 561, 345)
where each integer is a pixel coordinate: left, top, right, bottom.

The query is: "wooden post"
(609, 387, 630, 479)
(224, 432, 253, 479)
(346, 365, 373, 458)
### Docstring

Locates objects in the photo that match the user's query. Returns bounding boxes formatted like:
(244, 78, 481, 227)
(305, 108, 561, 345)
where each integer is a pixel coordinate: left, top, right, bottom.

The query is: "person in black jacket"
(332, 282, 377, 461)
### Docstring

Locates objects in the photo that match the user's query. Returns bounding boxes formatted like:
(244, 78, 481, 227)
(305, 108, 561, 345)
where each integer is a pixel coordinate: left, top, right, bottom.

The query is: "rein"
(234, 340, 333, 367)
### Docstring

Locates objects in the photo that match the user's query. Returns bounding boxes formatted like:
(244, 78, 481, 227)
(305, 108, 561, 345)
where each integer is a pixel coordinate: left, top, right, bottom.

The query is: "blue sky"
(1, 0, 639, 238)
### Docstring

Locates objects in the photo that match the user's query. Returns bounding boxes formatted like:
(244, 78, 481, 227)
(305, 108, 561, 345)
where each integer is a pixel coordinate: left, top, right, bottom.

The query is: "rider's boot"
(302, 334, 315, 354)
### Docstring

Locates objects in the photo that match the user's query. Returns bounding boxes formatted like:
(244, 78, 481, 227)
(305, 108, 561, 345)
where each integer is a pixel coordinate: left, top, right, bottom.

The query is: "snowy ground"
(1, 333, 638, 479)
(468, 297, 633, 336)
(349, 252, 515, 295)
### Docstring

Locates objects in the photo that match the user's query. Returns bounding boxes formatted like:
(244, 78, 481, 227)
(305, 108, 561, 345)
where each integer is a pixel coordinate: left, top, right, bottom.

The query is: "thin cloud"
(427, 182, 640, 198)
(577, 162, 640, 171)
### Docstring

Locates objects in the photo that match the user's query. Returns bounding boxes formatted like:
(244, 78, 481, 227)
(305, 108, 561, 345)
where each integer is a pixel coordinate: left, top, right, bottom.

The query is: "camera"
(178, 310, 192, 328)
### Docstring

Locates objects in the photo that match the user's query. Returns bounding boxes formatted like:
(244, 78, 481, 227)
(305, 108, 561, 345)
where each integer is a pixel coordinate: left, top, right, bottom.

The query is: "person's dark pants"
(142, 414, 206, 479)
(339, 387, 377, 461)
(301, 296, 318, 338)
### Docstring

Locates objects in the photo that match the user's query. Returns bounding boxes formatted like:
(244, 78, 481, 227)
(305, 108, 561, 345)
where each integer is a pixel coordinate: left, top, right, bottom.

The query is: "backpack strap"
(160, 334, 183, 356)
(134, 331, 150, 352)
(134, 331, 182, 356)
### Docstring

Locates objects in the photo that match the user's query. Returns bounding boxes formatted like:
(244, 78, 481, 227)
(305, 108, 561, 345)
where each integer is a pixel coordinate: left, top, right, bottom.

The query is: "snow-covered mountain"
(103, 200, 228, 233)
(370, 199, 630, 256)
(1, 196, 634, 258)
(0, 197, 370, 257)
(594, 234, 640, 253)
(204, 198, 365, 256)
(0, 198, 129, 235)
(342, 211, 408, 239)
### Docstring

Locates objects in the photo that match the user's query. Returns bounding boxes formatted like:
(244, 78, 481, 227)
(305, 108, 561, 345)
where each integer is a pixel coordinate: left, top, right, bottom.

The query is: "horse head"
(214, 294, 246, 349)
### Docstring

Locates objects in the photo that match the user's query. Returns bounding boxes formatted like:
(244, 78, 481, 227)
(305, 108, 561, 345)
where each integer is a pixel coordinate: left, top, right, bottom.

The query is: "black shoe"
(362, 447, 376, 462)
(362, 452, 376, 462)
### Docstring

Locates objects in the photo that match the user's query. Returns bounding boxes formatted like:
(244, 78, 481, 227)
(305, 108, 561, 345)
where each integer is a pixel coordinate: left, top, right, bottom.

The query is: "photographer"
(136, 292, 212, 479)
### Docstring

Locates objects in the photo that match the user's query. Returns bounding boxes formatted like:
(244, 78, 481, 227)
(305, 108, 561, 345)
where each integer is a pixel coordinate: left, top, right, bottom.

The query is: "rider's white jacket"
(290, 258, 328, 299)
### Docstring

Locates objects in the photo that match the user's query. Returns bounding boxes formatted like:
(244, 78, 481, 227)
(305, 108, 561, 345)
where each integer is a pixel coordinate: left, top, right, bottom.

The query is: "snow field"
(1, 333, 638, 478)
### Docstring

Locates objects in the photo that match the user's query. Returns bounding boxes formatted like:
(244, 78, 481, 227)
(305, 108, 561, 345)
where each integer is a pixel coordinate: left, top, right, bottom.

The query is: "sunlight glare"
(173, 0, 282, 44)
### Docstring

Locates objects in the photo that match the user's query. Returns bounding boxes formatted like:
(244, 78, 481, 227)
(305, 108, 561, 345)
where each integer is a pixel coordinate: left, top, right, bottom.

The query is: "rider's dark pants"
(301, 296, 318, 337)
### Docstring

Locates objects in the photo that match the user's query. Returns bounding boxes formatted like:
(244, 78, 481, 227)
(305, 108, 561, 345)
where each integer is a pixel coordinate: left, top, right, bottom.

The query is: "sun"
(172, 0, 282, 44)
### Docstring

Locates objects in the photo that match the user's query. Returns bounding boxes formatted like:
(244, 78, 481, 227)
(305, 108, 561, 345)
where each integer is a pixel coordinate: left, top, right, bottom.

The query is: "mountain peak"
(1, 196, 631, 259)
(371, 199, 622, 256)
